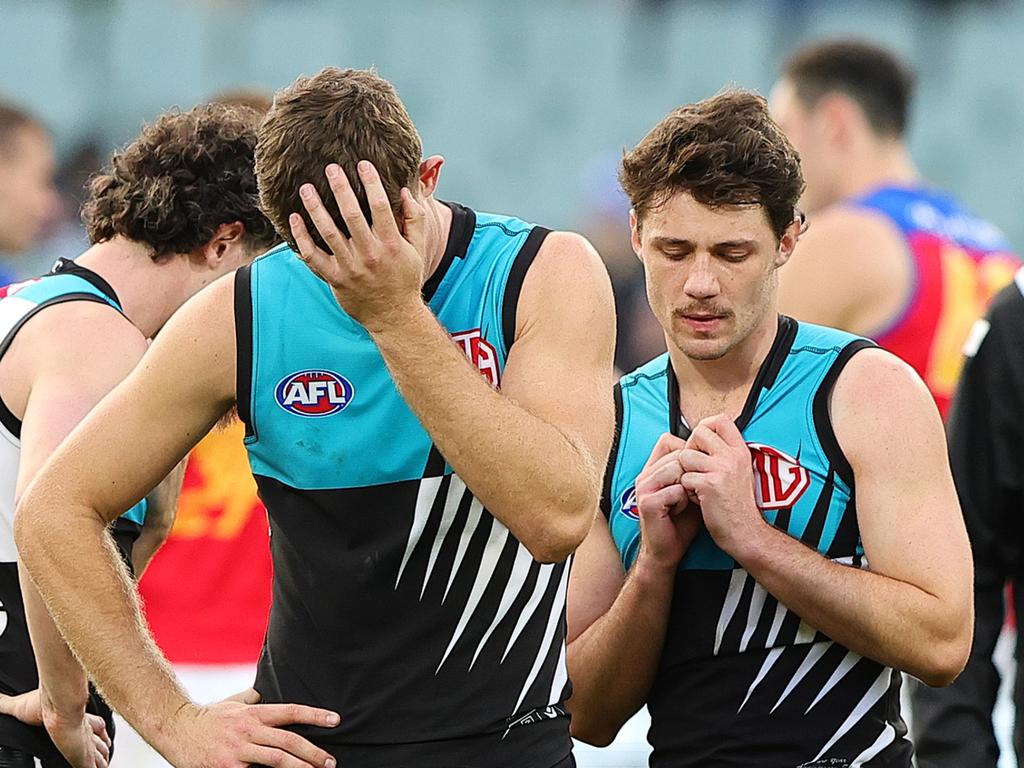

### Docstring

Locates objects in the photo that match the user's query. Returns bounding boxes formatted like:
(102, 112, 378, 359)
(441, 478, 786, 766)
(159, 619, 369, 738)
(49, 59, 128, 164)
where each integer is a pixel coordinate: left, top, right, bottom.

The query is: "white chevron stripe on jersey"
(806, 650, 861, 713)
(714, 569, 747, 655)
(501, 562, 555, 662)
(442, 496, 485, 604)
(469, 543, 535, 669)
(395, 475, 443, 589)
(513, 561, 570, 712)
(766, 601, 787, 646)
(852, 723, 896, 767)
(436, 517, 510, 671)
(739, 581, 768, 652)
(795, 620, 817, 645)
(738, 646, 784, 712)
(547, 637, 568, 705)
(812, 668, 892, 761)
(420, 475, 468, 599)
(770, 641, 833, 713)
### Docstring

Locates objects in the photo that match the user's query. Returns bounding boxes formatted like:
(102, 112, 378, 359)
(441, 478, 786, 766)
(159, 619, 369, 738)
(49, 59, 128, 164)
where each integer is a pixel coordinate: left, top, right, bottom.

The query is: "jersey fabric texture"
(0, 259, 144, 764)
(848, 185, 1020, 419)
(603, 316, 913, 768)
(236, 203, 573, 768)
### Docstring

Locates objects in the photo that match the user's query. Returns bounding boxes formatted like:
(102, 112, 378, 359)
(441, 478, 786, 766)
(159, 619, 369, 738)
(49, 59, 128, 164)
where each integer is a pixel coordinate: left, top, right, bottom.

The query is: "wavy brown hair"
(621, 89, 804, 240)
(256, 67, 422, 252)
(82, 103, 277, 259)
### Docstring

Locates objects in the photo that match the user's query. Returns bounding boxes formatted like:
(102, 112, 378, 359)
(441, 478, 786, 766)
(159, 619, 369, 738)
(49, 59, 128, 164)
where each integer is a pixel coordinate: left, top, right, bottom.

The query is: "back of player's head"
(620, 88, 804, 240)
(781, 39, 915, 138)
(82, 103, 277, 259)
(256, 67, 422, 252)
(0, 100, 45, 156)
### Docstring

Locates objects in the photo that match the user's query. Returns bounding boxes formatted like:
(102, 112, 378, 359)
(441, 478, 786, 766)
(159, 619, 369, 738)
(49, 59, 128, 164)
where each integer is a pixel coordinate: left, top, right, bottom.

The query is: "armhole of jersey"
(500, 225, 552, 358)
(812, 339, 877, 489)
(234, 265, 255, 439)
(0, 293, 112, 440)
(600, 382, 624, 520)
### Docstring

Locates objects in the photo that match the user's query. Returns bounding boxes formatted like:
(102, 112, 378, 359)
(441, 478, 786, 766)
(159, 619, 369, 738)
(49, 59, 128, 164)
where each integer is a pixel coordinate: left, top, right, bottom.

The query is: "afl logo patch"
(275, 370, 354, 417)
(619, 486, 639, 520)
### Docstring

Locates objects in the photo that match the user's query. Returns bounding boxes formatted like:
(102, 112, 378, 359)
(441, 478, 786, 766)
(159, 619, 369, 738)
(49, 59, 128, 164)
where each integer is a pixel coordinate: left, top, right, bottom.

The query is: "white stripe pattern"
(469, 544, 535, 669)
(812, 668, 892, 761)
(501, 563, 555, 662)
(436, 517, 510, 671)
(513, 562, 570, 712)
(738, 646, 784, 712)
(547, 638, 569, 704)
(395, 476, 443, 589)
(442, 497, 485, 603)
(852, 723, 897, 767)
(770, 641, 833, 712)
(739, 582, 768, 652)
(714, 569, 747, 655)
(806, 650, 861, 713)
(420, 476, 467, 599)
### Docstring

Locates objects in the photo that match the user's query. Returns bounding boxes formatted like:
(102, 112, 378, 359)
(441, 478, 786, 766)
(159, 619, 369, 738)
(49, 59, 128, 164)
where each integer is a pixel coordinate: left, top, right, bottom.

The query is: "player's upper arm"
(500, 231, 617, 477)
(567, 515, 627, 644)
(831, 348, 972, 639)
(780, 208, 909, 334)
(14, 302, 149, 500)
(18, 274, 239, 527)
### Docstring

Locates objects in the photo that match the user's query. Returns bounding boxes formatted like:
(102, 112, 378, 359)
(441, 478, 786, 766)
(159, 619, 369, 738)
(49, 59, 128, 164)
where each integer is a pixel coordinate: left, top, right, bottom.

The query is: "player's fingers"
(92, 731, 110, 762)
(324, 163, 374, 251)
(356, 161, 401, 243)
(636, 457, 684, 495)
(680, 471, 712, 495)
(254, 724, 337, 768)
(687, 422, 729, 455)
(298, 183, 353, 262)
(703, 413, 747, 448)
(87, 714, 111, 748)
(255, 703, 341, 729)
(678, 447, 715, 473)
(639, 484, 688, 517)
(400, 187, 427, 253)
(642, 433, 688, 471)
(289, 213, 341, 285)
(224, 686, 262, 705)
(240, 743, 325, 768)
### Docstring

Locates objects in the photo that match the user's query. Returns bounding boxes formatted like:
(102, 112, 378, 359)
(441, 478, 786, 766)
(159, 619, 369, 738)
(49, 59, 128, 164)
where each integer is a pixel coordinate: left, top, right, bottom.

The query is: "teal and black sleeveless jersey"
(236, 203, 572, 768)
(0, 258, 145, 764)
(604, 316, 913, 768)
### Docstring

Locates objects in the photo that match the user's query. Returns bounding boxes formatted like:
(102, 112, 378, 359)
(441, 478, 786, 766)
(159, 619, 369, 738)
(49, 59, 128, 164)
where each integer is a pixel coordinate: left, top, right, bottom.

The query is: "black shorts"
(0, 745, 39, 768)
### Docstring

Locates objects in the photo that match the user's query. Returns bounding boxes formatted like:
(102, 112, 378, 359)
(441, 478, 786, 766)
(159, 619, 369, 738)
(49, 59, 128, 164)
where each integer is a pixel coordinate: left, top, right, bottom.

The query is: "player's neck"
(668, 309, 780, 425)
(835, 139, 919, 202)
(75, 238, 192, 338)
(421, 198, 454, 285)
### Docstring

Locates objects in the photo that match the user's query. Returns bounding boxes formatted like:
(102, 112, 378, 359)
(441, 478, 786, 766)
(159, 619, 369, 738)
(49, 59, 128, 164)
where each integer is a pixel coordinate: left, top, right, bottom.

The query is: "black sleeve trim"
(0, 293, 113, 439)
(501, 226, 552, 358)
(812, 339, 877, 489)
(600, 382, 624, 520)
(234, 265, 255, 438)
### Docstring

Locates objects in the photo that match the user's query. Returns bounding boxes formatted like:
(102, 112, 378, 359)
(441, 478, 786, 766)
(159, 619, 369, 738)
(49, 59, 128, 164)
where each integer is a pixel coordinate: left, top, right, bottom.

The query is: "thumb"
(400, 187, 427, 254)
(224, 687, 261, 705)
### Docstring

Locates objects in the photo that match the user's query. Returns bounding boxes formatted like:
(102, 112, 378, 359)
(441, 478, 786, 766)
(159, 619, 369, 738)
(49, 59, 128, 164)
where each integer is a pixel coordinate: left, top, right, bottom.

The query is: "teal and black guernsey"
(605, 317, 913, 767)
(236, 203, 573, 768)
(0, 259, 145, 764)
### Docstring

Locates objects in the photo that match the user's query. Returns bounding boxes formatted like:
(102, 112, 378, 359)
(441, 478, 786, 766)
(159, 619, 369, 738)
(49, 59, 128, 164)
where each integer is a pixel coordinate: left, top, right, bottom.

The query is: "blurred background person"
(110, 90, 277, 768)
(0, 101, 58, 283)
(771, 39, 1021, 419)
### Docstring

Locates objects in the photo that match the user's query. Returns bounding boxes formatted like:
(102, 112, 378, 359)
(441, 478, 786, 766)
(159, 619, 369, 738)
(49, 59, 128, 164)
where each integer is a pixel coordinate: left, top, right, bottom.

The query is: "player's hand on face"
(167, 699, 340, 768)
(679, 415, 764, 558)
(635, 433, 702, 571)
(41, 706, 111, 768)
(290, 160, 428, 332)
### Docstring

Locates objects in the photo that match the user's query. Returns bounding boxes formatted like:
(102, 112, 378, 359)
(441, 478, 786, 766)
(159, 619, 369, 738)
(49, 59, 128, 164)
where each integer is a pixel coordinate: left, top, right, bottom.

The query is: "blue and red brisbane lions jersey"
(604, 317, 914, 768)
(235, 203, 573, 768)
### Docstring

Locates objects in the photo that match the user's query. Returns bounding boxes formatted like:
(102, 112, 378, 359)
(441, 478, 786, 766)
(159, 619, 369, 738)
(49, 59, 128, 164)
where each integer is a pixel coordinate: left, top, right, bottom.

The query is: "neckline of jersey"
(422, 201, 476, 304)
(49, 258, 123, 310)
(667, 314, 798, 439)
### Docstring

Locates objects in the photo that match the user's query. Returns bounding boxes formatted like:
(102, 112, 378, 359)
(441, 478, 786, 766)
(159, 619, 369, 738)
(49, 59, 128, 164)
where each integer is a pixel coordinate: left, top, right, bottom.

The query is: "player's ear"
(196, 221, 245, 268)
(774, 216, 802, 268)
(418, 155, 444, 198)
(629, 209, 642, 261)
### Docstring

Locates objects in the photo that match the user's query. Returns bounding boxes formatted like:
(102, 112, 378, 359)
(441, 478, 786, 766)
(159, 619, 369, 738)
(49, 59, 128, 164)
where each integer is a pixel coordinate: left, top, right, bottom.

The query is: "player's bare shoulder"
(515, 230, 615, 340)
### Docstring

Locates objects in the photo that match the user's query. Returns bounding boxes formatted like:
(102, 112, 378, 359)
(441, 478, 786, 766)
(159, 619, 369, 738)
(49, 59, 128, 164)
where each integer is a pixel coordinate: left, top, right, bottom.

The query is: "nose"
(683, 252, 719, 300)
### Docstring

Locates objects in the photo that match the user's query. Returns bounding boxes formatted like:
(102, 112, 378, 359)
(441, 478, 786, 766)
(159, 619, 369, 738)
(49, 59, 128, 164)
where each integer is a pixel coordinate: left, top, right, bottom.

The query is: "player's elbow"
(915, 634, 972, 688)
(525, 496, 596, 564)
(567, 700, 625, 747)
(13, 489, 50, 568)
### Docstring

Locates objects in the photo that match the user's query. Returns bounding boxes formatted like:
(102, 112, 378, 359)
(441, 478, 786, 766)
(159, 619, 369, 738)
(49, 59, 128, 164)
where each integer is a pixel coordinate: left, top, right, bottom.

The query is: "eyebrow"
(648, 236, 758, 249)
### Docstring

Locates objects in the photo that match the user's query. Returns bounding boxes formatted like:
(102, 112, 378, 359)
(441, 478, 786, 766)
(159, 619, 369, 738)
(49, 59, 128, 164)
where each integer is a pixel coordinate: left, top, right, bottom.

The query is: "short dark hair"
(782, 39, 915, 137)
(82, 103, 277, 259)
(620, 88, 804, 240)
(0, 100, 45, 156)
(256, 67, 422, 251)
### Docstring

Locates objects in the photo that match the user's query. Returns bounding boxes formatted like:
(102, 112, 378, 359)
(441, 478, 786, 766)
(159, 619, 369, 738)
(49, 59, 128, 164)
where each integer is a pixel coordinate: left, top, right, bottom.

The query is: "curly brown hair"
(82, 103, 277, 259)
(256, 67, 422, 252)
(620, 89, 804, 240)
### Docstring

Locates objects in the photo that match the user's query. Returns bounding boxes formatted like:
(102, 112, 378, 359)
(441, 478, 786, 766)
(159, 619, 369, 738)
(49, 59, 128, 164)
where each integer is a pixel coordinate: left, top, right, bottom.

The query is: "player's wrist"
(360, 294, 432, 336)
(633, 547, 680, 583)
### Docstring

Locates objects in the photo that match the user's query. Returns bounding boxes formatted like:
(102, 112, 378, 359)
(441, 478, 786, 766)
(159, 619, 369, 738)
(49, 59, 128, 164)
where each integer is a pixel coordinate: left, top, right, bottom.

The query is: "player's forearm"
(21, 577, 89, 721)
(15, 495, 192, 749)
(567, 555, 675, 744)
(370, 302, 600, 562)
(735, 522, 971, 686)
